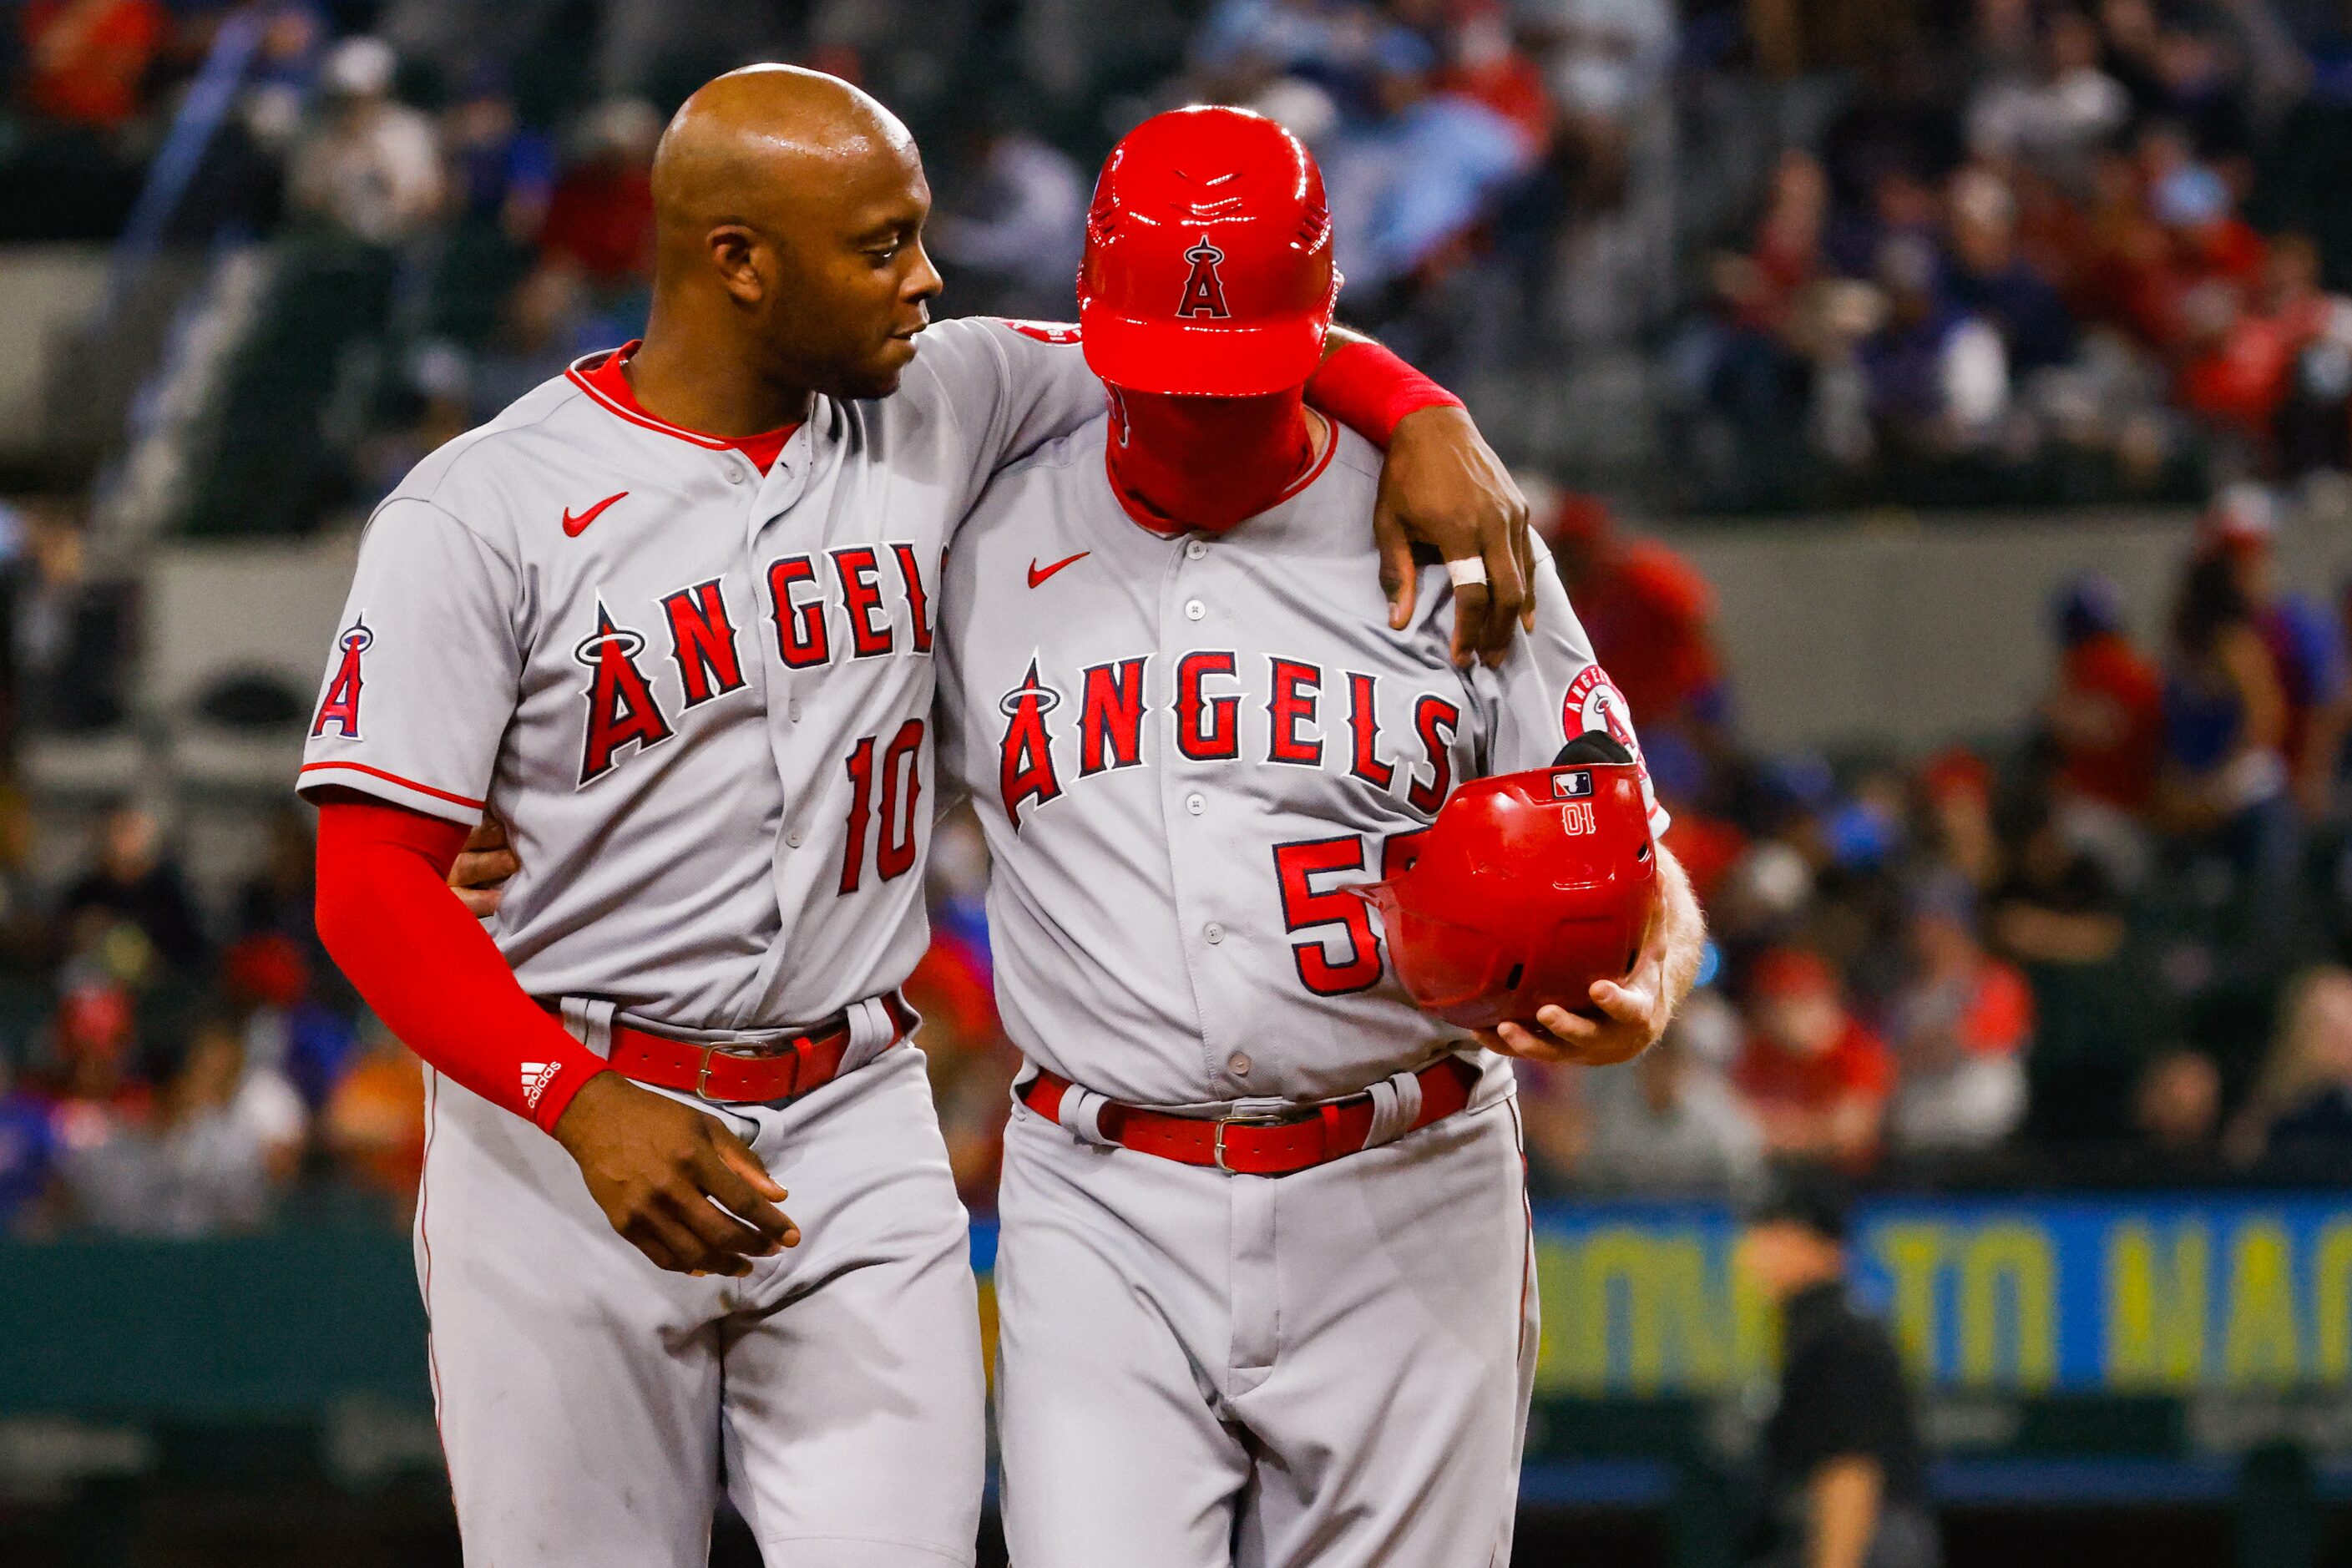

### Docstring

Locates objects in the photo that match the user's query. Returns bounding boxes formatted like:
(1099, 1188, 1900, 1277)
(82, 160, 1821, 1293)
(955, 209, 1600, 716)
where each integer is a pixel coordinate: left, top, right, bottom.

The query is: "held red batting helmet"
(1353, 746, 1661, 1032)
(1078, 105, 1339, 397)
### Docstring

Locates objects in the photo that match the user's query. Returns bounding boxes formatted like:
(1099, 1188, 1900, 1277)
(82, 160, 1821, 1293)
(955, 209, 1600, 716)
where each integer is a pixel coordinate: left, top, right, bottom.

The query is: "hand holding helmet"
(1353, 731, 1675, 1065)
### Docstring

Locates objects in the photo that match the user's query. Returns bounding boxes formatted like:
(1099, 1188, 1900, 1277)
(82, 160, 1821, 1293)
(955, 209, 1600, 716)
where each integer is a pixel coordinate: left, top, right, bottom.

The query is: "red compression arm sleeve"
(1306, 338, 1465, 447)
(315, 799, 607, 1133)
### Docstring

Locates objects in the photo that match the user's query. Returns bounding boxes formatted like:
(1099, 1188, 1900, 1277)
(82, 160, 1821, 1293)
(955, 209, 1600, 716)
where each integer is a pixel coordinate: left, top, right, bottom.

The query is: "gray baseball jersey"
(936, 414, 1662, 1567)
(299, 316, 1097, 1035)
(934, 414, 1666, 1110)
(297, 316, 1100, 1568)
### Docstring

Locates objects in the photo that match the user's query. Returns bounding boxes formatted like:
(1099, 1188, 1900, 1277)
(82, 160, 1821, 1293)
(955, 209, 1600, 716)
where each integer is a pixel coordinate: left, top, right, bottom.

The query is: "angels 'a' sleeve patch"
(1564, 665, 1642, 761)
(1002, 320, 1083, 345)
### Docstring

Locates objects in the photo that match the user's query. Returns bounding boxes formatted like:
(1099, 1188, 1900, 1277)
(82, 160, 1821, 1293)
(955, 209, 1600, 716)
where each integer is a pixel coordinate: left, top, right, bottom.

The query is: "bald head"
(640, 64, 940, 402)
(653, 65, 917, 245)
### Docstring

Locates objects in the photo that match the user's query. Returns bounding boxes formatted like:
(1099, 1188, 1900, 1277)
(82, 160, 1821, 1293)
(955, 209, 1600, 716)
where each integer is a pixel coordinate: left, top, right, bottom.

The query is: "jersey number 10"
(838, 719, 925, 895)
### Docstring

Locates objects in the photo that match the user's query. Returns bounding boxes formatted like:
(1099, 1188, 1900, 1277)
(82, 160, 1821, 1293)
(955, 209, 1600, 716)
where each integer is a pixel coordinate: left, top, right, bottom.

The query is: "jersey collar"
(565, 342, 801, 473)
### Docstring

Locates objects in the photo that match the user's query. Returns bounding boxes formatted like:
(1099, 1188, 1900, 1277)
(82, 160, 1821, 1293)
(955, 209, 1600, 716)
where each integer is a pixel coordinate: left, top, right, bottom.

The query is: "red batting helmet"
(1078, 105, 1338, 397)
(1353, 757, 1661, 1031)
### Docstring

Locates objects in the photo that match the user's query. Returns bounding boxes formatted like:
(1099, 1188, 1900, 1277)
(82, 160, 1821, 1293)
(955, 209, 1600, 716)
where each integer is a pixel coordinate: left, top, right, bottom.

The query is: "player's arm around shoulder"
(1310, 331, 1536, 669)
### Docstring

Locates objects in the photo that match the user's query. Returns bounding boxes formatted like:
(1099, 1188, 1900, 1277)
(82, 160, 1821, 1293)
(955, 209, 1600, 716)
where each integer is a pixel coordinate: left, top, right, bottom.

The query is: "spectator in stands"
(2267, 234, 2352, 476)
(2132, 1044, 2223, 1156)
(286, 37, 446, 247)
(1965, 7, 2129, 191)
(1545, 493, 1725, 743)
(1572, 992, 1767, 1194)
(1917, 749, 2000, 890)
(2161, 549, 2290, 840)
(1318, 26, 1536, 301)
(1689, 149, 1828, 449)
(1191, 0, 1395, 107)
(2223, 966, 2352, 1166)
(1515, 0, 1672, 210)
(2040, 575, 2164, 888)
(322, 1018, 425, 1216)
(1990, 797, 2130, 964)
(62, 1011, 304, 1237)
(926, 107, 1087, 321)
(1941, 167, 2077, 377)
(57, 803, 208, 974)
(1886, 872, 2033, 1156)
(1734, 947, 1893, 1167)
(233, 806, 316, 948)
(443, 63, 556, 244)
(2199, 486, 2352, 822)
(2174, 275, 2298, 453)
(18, 0, 166, 133)
(466, 261, 593, 421)
(2043, 577, 2164, 819)
(0, 1044, 59, 1235)
(536, 98, 660, 288)
(2148, 22, 2253, 162)
(1857, 233, 2011, 458)
(225, 933, 355, 1110)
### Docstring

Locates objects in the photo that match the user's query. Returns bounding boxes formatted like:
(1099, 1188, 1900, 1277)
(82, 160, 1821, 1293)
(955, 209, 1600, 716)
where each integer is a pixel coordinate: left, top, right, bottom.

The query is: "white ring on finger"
(1447, 556, 1489, 589)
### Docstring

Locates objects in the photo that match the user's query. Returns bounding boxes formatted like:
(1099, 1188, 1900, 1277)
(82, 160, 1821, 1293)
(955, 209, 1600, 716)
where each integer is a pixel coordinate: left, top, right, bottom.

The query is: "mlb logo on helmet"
(1551, 770, 1594, 799)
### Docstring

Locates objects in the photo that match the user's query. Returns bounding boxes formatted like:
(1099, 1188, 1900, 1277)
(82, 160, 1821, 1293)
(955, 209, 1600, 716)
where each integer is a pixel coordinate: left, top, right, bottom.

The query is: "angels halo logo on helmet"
(1352, 751, 1662, 1031)
(1077, 106, 1340, 397)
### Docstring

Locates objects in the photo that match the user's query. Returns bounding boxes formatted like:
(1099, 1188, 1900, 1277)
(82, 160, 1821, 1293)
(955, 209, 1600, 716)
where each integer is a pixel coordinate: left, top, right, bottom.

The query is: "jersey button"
(1228, 1052, 1252, 1077)
(1184, 599, 1206, 621)
(1204, 922, 1225, 944)
(786, 828, 805, 848)
(1185, 792, 1205, 816)
(724, 463, 746, 485)
(1185, 539, 1208, 561)
(787, 697, 802, 721)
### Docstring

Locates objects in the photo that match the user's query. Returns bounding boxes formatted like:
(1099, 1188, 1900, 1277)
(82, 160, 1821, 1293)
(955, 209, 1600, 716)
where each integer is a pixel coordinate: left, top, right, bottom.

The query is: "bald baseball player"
(931, 109, 1708, 1566)
(306, 66, 1534, 1568)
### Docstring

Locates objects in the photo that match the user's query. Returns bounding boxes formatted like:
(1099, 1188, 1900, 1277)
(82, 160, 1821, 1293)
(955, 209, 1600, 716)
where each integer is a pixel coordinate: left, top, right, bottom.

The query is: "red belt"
(553, 996, 913, 1104)
(1018, 1055, 1483, 1177)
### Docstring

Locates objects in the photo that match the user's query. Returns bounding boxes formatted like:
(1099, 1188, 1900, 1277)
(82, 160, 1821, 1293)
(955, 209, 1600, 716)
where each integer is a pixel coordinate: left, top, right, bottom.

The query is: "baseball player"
(303, 67, 1533, 1568)
(930, 109, 1709, 1565)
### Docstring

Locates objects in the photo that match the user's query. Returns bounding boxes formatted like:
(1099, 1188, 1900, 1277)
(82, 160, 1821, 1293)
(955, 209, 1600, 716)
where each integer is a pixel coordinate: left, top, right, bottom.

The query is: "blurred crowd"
(13, 470, 2352, 1238)
(1517, 478, 2352, 1198)
(23, 0, 2352, 514)
(1672, 0, 2352, 508)
(5, 0, 2352, 1240)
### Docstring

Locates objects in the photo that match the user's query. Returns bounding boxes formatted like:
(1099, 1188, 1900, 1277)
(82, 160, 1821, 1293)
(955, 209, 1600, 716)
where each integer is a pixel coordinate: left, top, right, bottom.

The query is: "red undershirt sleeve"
(1305, 339, 1465, 447)
(315, 798, 608, 1134)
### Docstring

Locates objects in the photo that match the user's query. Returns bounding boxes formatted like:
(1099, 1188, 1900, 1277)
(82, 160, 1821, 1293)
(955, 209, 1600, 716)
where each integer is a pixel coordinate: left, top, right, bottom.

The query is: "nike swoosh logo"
(1027, 550, 1090, 589)
(561, 492, 629, 537)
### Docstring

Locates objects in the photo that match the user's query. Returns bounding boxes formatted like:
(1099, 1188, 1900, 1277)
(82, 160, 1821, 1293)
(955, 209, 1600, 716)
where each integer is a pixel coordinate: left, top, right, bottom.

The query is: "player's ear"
(706, 224, 767, 305)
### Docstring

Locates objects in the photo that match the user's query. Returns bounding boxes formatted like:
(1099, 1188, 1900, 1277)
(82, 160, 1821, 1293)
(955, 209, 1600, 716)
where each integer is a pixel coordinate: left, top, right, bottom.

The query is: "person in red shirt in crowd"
(2043, 575, 2167, 818)
(1735, 947, 1893, 1167)
(1544, 491, 1724, 734)
(538, 99, 661, 286)
(1917, 748, 2001, 889)
(1719, 149, 1827, 345)
(1887, 872, 2033, 1155)
(20, 0, 165, 132)
(2175, 276, 2298, 448)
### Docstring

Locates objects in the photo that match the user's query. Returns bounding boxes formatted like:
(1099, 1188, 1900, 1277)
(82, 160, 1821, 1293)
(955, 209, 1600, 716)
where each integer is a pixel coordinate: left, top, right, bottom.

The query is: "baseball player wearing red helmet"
(928, 106, 1709, 1565)
(306, 66, 1547, 1568)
